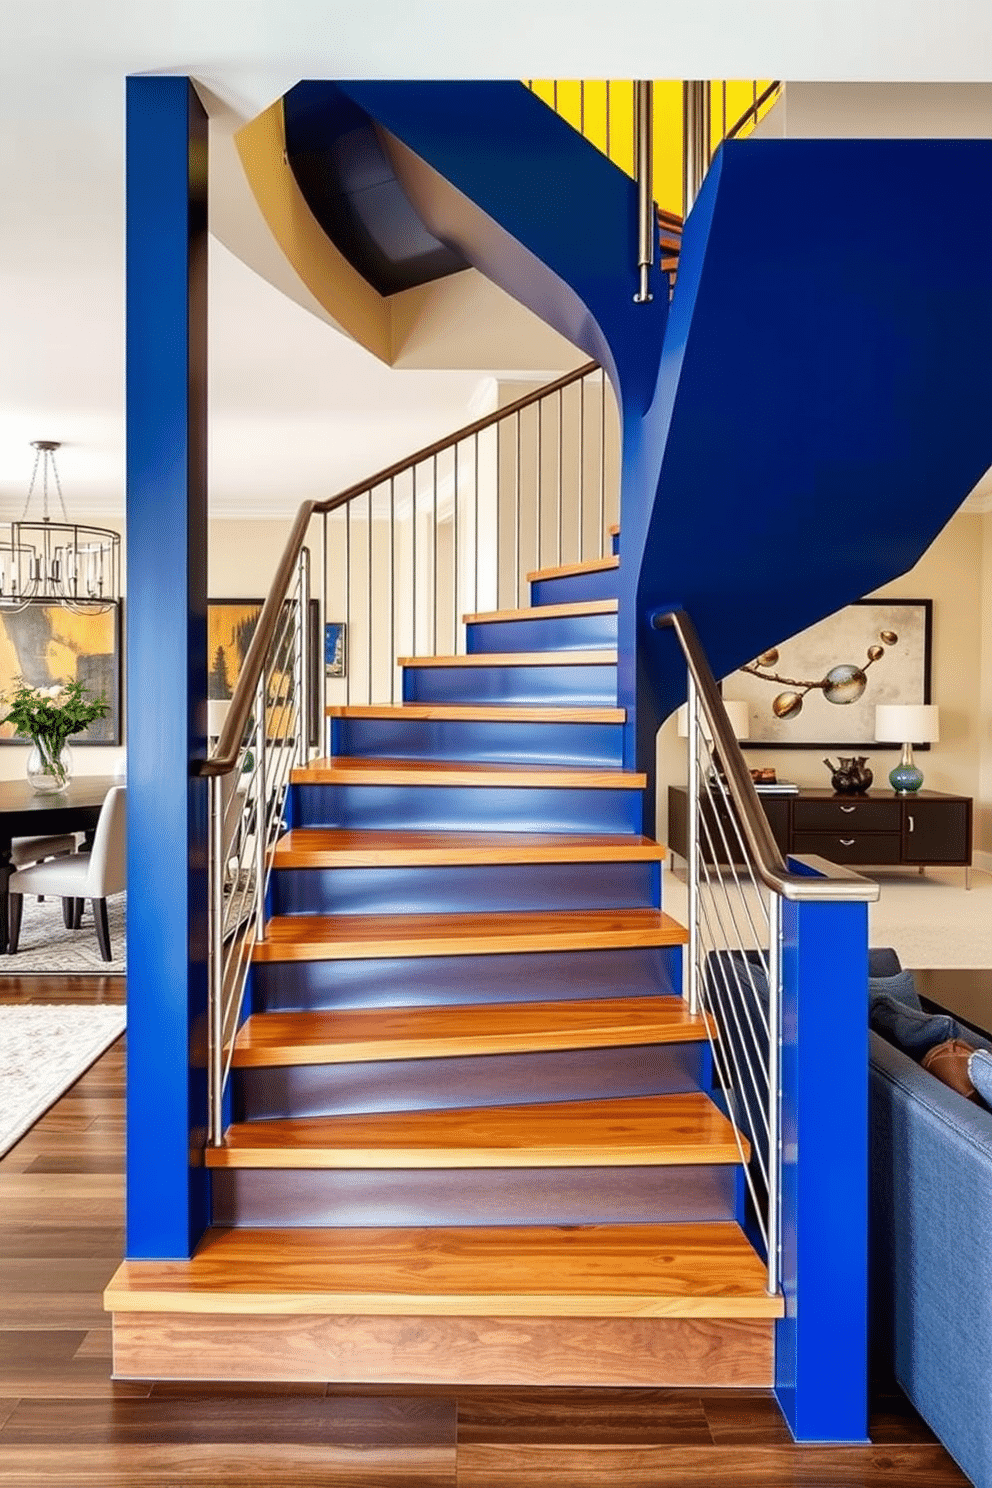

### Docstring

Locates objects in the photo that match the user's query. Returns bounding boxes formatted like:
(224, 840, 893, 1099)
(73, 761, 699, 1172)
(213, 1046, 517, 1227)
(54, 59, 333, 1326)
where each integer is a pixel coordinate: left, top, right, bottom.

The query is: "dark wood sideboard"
(667, 786, 973, 888)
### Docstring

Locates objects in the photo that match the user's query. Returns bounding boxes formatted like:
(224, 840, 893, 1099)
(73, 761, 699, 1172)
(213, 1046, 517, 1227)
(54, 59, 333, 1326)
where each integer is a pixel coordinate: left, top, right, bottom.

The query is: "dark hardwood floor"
(0, 975, 972, 1486)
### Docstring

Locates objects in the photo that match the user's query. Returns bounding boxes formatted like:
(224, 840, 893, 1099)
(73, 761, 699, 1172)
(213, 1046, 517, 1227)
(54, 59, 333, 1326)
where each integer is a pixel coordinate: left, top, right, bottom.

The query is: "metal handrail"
(725, 80, 782, 141)
(199, 358, 599, 778)
(652, 608, 879, 903)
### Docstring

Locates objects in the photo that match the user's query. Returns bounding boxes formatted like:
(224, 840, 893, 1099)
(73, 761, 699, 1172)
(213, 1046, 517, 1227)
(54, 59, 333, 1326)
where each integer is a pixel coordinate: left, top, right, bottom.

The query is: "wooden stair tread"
(273, 828, 665, 868)
(104, 1223, 783, 1319)
(325, 703, 625, 722)
(253, 908, 688, 962)
(527, 555, 619, 582)
(291, 757, 646, 788)
(397, 650, 617, 667)
(206, 1093, 745, 1169)
(463, 599, 618, 623)
(230, 994, 704, 1066)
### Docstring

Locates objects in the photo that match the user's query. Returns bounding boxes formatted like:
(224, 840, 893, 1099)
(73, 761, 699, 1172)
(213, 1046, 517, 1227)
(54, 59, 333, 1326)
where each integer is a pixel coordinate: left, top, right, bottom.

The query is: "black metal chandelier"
(0, 441, 120, 613)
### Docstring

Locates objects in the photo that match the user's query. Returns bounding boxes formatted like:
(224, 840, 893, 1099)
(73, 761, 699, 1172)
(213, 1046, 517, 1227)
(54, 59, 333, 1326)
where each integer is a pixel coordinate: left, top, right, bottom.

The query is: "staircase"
(106, 537, 783, 1385)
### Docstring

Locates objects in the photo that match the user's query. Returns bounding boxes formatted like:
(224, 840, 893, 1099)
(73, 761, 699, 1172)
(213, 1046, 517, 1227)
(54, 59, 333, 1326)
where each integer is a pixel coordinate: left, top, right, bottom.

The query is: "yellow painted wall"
(527, 80, 779, 216)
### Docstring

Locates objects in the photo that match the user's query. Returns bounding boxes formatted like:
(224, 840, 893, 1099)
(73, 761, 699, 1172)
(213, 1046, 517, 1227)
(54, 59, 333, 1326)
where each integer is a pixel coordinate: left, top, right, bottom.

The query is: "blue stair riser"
(530, 568, 619, 606)
(291, 782, 643, 834)
(271, 860, 662, 917)
(466, 611, 617, 653)
(253, 945, 682, 1013)
(235, 1040, 711, 1121)
(212, 1163, 739, 1229)
(402, 661, 617, 706)
(330, 716, 624, 767)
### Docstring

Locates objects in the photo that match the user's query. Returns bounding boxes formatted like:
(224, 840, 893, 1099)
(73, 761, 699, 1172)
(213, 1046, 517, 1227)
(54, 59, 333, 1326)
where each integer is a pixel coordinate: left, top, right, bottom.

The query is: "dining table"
(0, 775, 117, 955)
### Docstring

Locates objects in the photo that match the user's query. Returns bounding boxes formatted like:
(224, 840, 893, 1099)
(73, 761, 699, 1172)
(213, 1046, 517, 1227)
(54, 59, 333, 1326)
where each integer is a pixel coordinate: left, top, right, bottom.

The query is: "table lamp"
(676, 699, 750, 744)
(874, 703, 939, 793)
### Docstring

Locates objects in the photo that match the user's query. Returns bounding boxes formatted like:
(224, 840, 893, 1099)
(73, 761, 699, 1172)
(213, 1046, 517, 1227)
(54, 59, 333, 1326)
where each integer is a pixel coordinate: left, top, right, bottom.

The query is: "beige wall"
(657, 508, 992, 869)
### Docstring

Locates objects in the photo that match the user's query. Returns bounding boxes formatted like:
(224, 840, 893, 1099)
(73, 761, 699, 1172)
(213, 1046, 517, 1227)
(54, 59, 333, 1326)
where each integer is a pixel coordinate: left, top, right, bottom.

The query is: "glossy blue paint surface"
(776, 885, 870, 1443)
(330, 715, 624, 767)
(253, 945, 682, 1013)
(531, 569, 621, 607)
(270, 860, 660, 916)
(466, 612, 618, 653)
(125, 77, 209, 1260)
(291, 782, 643, 834)
(402, 660, 617, 706)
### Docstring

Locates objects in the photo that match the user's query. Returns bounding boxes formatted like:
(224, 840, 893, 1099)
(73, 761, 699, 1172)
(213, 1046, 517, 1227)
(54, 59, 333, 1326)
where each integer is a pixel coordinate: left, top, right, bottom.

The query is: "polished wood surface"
(111, 1312, 775, 1390)
(272, 829, 665, 868)
(292, 757, 646, 788)
(463, 598, 618, 623)
(205, 1093, 747, 1170)
(325, 703, 626, 721)
(2, 1008, 966, 1484)
(526, 555, 620, 582)
(913, 967, 992, 1038)
(396, 650, 617, 668)
(231, 996, 708, 1066)
(253, 908, 688, 963)
(105, 1222, 783, 1318)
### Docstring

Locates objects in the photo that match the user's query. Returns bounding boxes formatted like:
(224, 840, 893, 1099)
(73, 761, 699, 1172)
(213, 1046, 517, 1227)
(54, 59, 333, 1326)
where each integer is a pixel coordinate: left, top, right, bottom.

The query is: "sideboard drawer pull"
(841, 804, 857, 813)
(908, 815, 915, 833)
(840, 838, 855, 847)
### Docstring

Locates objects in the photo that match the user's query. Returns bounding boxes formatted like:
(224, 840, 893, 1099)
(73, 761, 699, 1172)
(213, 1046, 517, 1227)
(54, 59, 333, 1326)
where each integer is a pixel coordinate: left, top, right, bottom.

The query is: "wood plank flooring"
(0, 975, 970, 1486)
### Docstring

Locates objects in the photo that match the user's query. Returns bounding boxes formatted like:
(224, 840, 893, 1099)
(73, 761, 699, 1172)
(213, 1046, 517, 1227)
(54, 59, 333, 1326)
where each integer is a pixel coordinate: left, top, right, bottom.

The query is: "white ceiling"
(3, 2, 992, 521)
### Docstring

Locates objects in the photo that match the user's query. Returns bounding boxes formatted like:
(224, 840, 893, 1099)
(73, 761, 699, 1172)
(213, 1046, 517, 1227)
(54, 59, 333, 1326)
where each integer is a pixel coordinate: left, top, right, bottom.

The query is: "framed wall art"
(727, 597, 933, 750)
(208, 598, 321, 747)
(0, 600, 122, 745)
(324, 621, 346, 679)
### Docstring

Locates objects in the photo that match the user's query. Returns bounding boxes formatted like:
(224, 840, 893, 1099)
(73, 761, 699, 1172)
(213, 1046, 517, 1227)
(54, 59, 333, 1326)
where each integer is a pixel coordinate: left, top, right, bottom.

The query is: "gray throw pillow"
(968, 1048, 992, 1111)
(868, 994, 966, 1058)
(867, 968, 922, 1012)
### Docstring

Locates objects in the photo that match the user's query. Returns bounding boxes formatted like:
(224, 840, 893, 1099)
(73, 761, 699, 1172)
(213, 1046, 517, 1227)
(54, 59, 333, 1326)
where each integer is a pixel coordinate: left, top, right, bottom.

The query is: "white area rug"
(664, 864, 992, 968)
(4, 893, 125, 973)
(0, 1004, 126, 1157)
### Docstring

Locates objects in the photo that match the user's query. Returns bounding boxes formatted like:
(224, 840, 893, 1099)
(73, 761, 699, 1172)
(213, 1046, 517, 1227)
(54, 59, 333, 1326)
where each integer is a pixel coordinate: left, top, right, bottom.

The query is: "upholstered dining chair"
(7, 786, 126, 961)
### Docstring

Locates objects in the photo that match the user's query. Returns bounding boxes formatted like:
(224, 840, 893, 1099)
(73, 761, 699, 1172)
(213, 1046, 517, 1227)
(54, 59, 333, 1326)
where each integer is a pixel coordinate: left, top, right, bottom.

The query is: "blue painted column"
(776, 888, 870, 1442)
(125, 77, 209, 1258)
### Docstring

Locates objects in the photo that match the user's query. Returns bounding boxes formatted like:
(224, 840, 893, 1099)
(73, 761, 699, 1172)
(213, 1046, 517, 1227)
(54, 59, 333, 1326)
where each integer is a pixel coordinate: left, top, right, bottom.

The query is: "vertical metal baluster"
(580, 80, 585, 136)
(606, 80, 611, 161)
(536, 399, 542, 575)
(767, 890, 782, 1294)
(389, 477, 396, 704)
(514, 411, 521, 608)
(254, 677, 267, 945)
(722, 80, 727, 142)
(599, 373, 606, 556)
(367, 490, 373, 704)
(556, 387, 563, 566)
(322, 512, 328, 755)
(686, 674, 700, 1016)
(553, 79, 558, 111)
(412, 466, 418, 657)
(432, 454, 438, 655)
(209, 772, 224, 1146)
(345, 500, 352, 705)
(453, 443, 459, 654)
(578, 378, 585, 562)
(473, 434, 479, 617)
(495, 425, 501, 612)
(297, 547, 310, 767)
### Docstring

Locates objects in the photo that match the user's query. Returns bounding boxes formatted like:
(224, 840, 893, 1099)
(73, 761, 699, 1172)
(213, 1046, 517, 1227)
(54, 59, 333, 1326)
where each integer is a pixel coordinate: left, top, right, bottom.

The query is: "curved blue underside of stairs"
(296, 80, 992, 770)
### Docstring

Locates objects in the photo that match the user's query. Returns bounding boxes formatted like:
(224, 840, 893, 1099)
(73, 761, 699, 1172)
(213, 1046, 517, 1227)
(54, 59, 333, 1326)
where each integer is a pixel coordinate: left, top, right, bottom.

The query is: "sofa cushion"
(868, 968, 921, 1012)
(969, 1048, 992, 1111)
(868, 993, 962, 1058)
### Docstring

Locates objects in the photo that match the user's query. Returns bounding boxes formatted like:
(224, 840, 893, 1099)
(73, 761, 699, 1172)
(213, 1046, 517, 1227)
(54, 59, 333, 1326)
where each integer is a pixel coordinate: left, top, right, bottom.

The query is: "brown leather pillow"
(922, 1038, 980, 1102)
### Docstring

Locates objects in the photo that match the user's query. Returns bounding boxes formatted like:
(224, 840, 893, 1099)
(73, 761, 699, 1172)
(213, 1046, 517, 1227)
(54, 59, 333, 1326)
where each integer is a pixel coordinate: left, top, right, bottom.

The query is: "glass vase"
(26, 740, 73, 793)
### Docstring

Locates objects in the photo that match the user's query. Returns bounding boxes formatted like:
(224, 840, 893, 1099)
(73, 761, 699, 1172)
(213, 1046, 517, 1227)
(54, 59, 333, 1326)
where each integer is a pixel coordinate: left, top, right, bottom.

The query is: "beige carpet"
(0, 1004, 126, 1156)
(663, 863, 992, 969)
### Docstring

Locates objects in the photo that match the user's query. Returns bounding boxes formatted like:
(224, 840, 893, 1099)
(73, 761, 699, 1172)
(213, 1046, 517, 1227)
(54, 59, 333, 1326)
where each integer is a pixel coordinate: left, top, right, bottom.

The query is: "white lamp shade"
(677, 699, 750, 741)
(207, 699, 231, 740)
(874, 703, 939, 744)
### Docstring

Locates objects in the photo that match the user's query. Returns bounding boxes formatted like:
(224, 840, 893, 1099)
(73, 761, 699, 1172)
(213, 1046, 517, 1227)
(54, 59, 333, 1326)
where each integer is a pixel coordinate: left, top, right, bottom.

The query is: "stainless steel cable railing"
(653, 608, 878, 1294)
(199, 363, 619, 1143)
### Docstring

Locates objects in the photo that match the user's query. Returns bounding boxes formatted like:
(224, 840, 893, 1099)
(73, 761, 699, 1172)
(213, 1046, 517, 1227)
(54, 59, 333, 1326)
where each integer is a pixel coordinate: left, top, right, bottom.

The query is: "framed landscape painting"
(0, 601, 121, 745)
(727, 597, 932, 750)
(208, 598, 321, 746)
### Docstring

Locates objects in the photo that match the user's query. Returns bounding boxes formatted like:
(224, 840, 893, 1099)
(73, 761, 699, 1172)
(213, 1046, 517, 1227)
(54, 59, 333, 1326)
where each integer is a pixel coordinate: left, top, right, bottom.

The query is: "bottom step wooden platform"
(105, 1224, 781, 1386)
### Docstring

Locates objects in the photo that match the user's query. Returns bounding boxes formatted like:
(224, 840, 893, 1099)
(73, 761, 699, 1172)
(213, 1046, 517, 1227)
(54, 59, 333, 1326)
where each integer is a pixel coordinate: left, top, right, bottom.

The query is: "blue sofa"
(870, 1025, 992, 1488)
